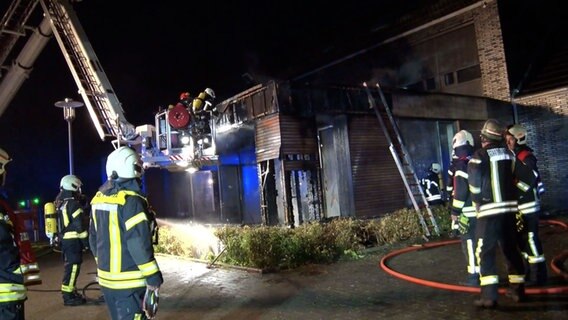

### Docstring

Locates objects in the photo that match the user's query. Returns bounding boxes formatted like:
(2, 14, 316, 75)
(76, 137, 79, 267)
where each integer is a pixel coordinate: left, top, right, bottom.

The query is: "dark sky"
(1, 0, 562, 204)
(0, 0, 417, 203)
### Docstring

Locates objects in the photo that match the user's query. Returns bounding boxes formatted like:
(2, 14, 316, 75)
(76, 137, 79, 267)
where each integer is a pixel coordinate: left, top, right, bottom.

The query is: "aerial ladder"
(1, 0, 137, 144)
(0, 0, 218, 170)
(39, 0, 136, 143)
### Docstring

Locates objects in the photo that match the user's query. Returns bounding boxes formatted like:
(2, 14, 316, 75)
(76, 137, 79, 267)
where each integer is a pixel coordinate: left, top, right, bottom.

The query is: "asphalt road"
(24, 219, 568, 320)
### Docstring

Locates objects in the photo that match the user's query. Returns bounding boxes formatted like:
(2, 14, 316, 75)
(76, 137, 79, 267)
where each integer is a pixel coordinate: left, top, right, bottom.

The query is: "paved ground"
(25, 217, 568, 320)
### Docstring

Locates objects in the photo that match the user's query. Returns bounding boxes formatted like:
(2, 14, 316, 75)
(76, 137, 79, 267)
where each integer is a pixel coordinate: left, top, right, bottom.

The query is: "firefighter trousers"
(475, 213, 525, 301)
(517, 213, 547, 284)
(101, 286, 147, 320)
(0, 301, 25, 320)
(61, 238, 83, 294)
(460, 217, 478, 276)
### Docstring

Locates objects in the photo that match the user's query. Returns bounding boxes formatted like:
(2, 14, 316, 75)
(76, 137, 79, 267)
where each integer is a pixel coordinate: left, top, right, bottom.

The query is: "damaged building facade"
(149, 0, 567, 225)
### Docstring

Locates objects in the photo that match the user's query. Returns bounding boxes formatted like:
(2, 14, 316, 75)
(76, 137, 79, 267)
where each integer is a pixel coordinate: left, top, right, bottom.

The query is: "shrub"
(156, 206, 452, 271)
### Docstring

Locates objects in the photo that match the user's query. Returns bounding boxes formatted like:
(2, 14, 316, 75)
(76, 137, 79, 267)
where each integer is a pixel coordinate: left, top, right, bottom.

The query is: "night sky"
(0, 0, 563, 205)
(0, 0, 418, 204)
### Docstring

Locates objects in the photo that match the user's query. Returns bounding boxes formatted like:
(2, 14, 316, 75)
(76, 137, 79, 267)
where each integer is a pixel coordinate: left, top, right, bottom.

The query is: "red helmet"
(179, 92, 190, 101)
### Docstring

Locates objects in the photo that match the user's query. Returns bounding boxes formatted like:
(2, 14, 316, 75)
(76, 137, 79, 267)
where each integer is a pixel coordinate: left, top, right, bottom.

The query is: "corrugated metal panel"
(256, 114, 318, 162)
(255, 113, 281, 162)
(283, 159, 318, 171)
(349, 115, 406, 218)
(280, 115, 318, 155)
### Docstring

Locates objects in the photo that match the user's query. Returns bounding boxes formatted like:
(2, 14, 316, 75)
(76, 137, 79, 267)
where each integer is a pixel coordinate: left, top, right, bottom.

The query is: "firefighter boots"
(461, 273, 480, 287)
(63, 291, 86, 306)
(505, 284, 526, 303)
(473, 298, 497, 308)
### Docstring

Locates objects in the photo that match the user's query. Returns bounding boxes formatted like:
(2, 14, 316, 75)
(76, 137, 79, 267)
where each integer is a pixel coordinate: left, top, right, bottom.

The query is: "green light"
(33, 197, 40, 205)
(19, 200, 26, 208)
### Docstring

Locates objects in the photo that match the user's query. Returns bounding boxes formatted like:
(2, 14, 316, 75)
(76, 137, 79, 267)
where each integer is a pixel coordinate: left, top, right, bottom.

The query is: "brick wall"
(474, 0, 511, 101)
(514, 90, 568, 213)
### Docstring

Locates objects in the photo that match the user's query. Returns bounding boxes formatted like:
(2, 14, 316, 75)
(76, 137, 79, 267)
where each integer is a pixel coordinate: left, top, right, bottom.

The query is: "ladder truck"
(0, 0, 220, 284)
(0, 0, 219, 171)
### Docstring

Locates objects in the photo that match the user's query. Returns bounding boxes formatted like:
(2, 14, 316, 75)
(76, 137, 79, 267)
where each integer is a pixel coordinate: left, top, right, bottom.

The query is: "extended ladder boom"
(39, 0, 136, 142)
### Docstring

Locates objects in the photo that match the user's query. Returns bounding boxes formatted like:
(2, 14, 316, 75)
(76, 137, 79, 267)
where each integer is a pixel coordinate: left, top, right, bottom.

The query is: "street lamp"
(55, 98, 84, 175)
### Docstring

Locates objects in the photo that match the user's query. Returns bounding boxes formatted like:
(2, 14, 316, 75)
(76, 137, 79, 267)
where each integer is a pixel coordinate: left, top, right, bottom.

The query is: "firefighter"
(448, 130, 479, 286)
(0, 147, 26, 320)
(89, 146, 163, 320)
(54, 175, 88, 306)
(420, 163, 443, 206)
(191, 88, 216, 115)
(191, 88, 216, 149)
(505, 124, 547, 285)
(468, 119, 526, 308)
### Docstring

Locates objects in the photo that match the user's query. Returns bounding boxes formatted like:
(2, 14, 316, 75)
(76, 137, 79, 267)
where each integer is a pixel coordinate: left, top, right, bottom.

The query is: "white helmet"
(106, 146, 143, 179)
(507, 124, 527, 145)
(0, 148, 11, 176)
(204, 88, 216, 99)
(430, 163, 441, 174)
(60, 175, 82, 192)
(452, 130, 474, 149)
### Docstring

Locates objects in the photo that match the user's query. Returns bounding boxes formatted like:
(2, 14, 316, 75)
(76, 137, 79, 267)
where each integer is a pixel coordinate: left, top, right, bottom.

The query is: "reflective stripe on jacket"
(0, 217, 27, 302)
(61, 196, 88, 240)
(467, 144, 518, 218)
(90, 189, 161, 290)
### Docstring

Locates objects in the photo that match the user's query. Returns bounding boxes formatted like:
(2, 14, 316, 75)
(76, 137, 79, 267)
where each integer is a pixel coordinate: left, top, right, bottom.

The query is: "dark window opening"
(444, 72, 455, 86)
(406, 81, 424, 91)
(457, 65, 481, 83)
(425, 77, 436, 90)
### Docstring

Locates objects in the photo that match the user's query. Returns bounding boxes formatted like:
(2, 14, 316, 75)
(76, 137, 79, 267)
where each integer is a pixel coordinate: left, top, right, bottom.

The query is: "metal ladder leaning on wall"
(363, 82, 440, 238)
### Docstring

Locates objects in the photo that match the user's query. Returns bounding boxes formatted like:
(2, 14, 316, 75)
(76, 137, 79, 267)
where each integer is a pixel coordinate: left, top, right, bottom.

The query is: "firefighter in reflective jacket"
(89, 146, 163, 320)
(420, 163, 443, 205)
(505, 124, 547, 285)
(55, 175, 88, 306)
(0, 148, 26, 319)
(468, 119, 526, 308)
(448, 130, 479, 286)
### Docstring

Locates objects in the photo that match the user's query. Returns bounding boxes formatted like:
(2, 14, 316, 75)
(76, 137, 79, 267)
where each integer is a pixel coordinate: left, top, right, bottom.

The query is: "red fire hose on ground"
(379, 219, 568, 295)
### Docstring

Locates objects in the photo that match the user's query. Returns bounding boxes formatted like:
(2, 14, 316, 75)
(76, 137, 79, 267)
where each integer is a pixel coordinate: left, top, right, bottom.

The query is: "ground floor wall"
(515, 89, 568, 213)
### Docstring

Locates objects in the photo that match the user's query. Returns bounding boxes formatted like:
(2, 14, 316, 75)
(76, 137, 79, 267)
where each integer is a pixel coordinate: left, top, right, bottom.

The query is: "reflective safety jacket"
(467, 142, 518, 217)
(57, 190, 88, 241)
(513, 145, 541, 215)
(420, 171, 442, 203)
(89, 180, 163, 290)
(449, 156, 475, 218)
(0, 198, 41, 286)
(0, 212, 27, 303)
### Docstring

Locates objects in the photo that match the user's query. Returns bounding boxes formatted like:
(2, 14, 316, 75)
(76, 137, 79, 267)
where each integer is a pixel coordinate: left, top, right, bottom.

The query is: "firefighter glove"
(81, 238, 90, 252)
(52, 234, 61, 250)
(458, 214, 469, 234)
(515, 212, 524, 232)
(143, 286, 160, 319)
(450, 217, 460, 237)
